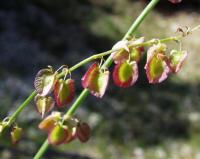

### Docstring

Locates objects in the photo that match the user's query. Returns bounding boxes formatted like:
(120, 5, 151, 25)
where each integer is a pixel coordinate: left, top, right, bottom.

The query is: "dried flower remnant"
(77, 122, 91, 143)
(34, 67, 57, 96)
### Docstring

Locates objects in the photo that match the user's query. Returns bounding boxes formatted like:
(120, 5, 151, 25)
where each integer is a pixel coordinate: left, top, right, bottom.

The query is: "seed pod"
(112, 37, 145, 64)
(77, 122, 91, 143)
(130, 47, 144, 63)
(145, 44, 170, 84)
(48, 124, 68, 145)
(112, 50, 129, 64)
(11, 126, 22, 144)
(39, 112, 61, 132)
(82, 63, 109, 98)
(54, 79, 75, 108)
(167, 50, 188, 73)
(35, 95, 55, 118)
(64, 127, 77, 144)
(168, 0, 182, 4)
(34, 67, 57, 96)
(113, 61, 138, 88)
(0, 124, 3, 134)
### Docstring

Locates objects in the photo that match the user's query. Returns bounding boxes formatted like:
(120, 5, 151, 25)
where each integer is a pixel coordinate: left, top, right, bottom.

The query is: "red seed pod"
(112, 37, 145, 64)
(77, 122, 91, 143)
(113, 61, 138, 88)
(168, 0, 182, 4)
(34, 67, 57, 96)
(48, 124, 68, 145)
(34, 95, 55, 118)
(64, 127, 77, 144)
(54, 79, 75, 108)
(112, 50, 129, 64)
(39, 112, 61, 132)
(166, 50, 188, 73)
(82, 63, 109, 98)
(11, 126, 22, 144)
(145, 44, 170, 84)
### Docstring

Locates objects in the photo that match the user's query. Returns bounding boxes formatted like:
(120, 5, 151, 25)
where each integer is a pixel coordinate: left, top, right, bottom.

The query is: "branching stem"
(33, 0, 160, 158)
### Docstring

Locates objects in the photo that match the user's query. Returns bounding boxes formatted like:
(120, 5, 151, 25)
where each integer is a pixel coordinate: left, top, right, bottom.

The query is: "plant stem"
(66, 89, 90, 116)
(60, 36, 180, 78)
(8, 91, 37, 127)
(123, 0, 160, 40)
(33, 0, 160, 158)
(6, 35, 176, 129)
(33, 140, 49, 159)
(102, 0, 160, 69)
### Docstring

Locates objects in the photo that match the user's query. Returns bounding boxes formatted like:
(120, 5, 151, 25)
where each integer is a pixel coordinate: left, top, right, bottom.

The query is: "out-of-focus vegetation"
(0, 0, 200, 159)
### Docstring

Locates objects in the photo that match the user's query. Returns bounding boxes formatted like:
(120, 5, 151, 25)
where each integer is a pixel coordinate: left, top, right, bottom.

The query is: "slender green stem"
(102, 0, 160, 69)
(62, 36, 180, 77)
(33, 140, 49, 159)
(33, 0, 160, 158)
(123, 0, 160, 40)
(69, 51, 112, 72)
(8, 91, 37, 127)
(66, 89, 90, 116)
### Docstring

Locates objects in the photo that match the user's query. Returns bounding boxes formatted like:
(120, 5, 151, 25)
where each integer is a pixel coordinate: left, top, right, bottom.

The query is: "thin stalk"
(123, 0, 160, 40)
(8, 91, 37, 127)
(61, 36, 180, 78)
(33, 140, 49, 159)
(33, 0, 160, 158)
(102, 0, 160, 69)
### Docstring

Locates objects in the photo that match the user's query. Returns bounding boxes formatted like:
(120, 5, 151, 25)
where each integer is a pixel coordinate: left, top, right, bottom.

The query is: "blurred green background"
(0, 0, 200, 159)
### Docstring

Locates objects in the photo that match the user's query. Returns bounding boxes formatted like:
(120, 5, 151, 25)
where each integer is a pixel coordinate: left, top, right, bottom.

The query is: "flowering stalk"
(1, 0, 195, 159)
(33, 0, 160, 158)
(5, 35, 179, 130)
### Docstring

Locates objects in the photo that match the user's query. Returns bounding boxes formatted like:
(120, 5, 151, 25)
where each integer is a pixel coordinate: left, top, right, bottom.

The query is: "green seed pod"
(35, 95, 55, 118)
(167, 50, 188, 73)
(48, 124, 68, 145)
(11, 126, 22, 144)
(39, 112, 61, 132)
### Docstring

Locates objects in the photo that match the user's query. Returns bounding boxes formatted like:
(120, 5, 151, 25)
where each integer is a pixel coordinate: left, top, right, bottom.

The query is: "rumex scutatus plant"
(0, 0, 199, 158)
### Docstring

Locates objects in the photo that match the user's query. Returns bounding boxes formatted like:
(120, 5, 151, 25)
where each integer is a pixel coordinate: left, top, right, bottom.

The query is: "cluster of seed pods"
(39, 112, 91, 145)
(0, 120, 22, 145)
(33, 36, 187, 145)
(34, 66, 92, 145)
(34, 66, 76, 117)
(0, 0, 185, 146)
